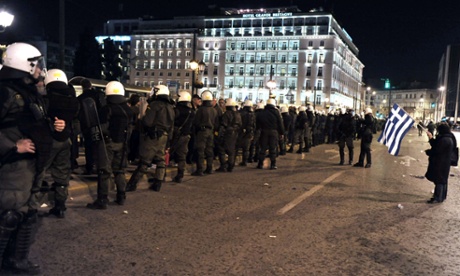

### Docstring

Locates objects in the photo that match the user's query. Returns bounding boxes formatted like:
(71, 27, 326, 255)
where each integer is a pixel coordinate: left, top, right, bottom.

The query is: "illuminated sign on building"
(242, 12, 293, 18)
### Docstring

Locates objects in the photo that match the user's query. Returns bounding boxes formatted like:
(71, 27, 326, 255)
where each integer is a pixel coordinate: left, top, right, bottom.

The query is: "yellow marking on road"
(276, 171, 345, 215)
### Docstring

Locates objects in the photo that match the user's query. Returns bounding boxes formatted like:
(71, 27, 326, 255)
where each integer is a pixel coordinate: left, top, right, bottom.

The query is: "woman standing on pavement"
(425, 123, 456, 203)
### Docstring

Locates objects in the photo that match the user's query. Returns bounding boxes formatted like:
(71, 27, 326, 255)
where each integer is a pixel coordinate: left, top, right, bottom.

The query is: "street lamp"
(266, 65, 276, 99)
(189, 59, 206, 95)
(0, 10, 14, 32)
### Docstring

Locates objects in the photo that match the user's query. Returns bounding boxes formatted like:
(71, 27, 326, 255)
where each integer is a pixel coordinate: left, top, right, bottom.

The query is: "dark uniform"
(171, 98, 195, 182)
(216, 103, 242, 172)
(280, 108, 292, 155)
(355, 113, 376, 168)
(34, 76, 79, 218)
(337, 110, 356, 165)
(256, 102, 284, 169)
(0, 43, 56, 275)
(87, 89, 133, 209)
(192, 96, 219, 176)
(126, 88, 175, 192)
(237, 104, 255, 166)
(289, 108, 308, 153)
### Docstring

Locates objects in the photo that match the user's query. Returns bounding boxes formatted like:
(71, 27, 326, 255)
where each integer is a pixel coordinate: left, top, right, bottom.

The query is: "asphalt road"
(24, 129, 460, 276)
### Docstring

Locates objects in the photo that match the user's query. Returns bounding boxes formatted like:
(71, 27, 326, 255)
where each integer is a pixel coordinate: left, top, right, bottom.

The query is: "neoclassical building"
(104, 6, 364, 110)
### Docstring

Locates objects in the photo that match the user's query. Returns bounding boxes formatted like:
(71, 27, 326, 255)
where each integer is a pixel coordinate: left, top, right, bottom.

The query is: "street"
(26, 128, 460, 276)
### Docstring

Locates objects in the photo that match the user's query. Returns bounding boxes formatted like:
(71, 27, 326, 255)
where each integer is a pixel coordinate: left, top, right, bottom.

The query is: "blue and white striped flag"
(378, 104, 414, 155)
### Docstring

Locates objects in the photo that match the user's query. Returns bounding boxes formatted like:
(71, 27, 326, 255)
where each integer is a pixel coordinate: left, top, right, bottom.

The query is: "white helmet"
(225, 98, 237, 106)
(299, 106, 307, 112)
(365, 107, 373, 115)
(266, 98, 276, 106)
(201, 90, 213, 101)
(244, 100, 253, 107)
(178, 90, 191, 102)
(151, 85, 169, 96)
(2, 42, 44, 75)
(106, 81, 125, 96)
(280, 106, 289, 113)
(44, 69, 67, 86)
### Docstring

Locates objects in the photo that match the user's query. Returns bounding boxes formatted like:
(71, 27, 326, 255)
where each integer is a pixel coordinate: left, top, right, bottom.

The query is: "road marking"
(276, 171, 345, 215)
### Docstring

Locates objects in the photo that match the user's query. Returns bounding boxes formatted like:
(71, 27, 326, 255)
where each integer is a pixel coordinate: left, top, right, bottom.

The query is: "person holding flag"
(354, 108, 376, 168)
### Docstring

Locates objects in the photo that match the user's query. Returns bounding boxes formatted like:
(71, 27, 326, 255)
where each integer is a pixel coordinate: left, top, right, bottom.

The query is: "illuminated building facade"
(105, 6, 364, 109)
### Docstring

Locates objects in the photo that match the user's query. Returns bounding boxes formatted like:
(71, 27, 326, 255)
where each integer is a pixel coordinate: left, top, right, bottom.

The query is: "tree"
(73, 28, 102, 79)
(101, 38, 122, 81)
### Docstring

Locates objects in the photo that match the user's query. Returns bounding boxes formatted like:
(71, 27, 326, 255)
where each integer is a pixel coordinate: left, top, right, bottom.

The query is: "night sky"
(2, 0, 460, 87)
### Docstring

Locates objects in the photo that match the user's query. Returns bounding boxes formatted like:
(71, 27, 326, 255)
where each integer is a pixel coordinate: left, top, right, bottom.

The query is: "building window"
(307, 54, 312, 63)
(317, 80, 323, 90)
(306, 67, 311, 76)
(320, 40, 325, 47)
(185, 82, 190, 89)
(168, 51, 172, 57)
(308, 41, 313, 47)
(186, 51, 191, 57)
(319, 54, 324, 63)
(168, 72, 172, 76)
(318, 67, 323, 77)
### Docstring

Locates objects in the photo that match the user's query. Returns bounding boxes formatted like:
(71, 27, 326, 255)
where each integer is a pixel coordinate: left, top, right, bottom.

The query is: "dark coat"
(425, 133, 454, 184)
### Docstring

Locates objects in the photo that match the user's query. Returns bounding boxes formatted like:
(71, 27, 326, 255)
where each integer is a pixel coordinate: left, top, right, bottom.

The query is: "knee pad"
(0, 210, 23, 229)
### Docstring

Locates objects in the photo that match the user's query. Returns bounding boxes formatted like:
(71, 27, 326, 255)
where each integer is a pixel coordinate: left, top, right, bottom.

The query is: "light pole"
(189, 59, 206, 95)
(0, 10, 14, 32)
(419, 98, 426, 121)
(437, 86, 445, 122)
(266, 65, 276, 99)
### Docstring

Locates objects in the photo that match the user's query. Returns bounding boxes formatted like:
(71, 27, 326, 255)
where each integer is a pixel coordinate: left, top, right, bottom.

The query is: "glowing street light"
(0, 10, 14, 32)
(189, 59, 206, 95)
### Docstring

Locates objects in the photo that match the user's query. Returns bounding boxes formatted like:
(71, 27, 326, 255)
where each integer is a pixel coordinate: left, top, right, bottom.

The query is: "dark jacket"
(338, 113, 356, 139)
(100, 95, 134, 143)
(45, 83, 80, 142)
(256, 105, 284, 135)
(143, 95, 175, 138)
(193, 101, 219, 131)
(425, 132, 455, 184)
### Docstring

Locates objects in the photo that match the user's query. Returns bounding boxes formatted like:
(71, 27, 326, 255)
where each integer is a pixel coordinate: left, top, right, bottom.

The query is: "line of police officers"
(0, 42, 378, 275)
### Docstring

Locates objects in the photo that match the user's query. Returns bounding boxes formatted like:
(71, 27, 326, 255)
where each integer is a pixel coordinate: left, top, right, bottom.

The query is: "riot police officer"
(126, 85, 175, 192)
(256, 99, 284, 169)
(288, 106, 308, 154)
(87, 81, 133, 209)
(0, 42, 65, 275)
(35, 69, 79, 218)
(171, 91, 195, 183)
(237, 100, 255, 166)
(279, 105, 292, 155)
(337, 108, 356, 165)
(354, 108, 376, 168)
(216, 98, 242, 172)
(191, 90, 219, 176)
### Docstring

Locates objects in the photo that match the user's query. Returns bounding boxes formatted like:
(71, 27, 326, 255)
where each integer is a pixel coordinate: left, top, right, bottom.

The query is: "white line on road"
(276, 171, 345, 216)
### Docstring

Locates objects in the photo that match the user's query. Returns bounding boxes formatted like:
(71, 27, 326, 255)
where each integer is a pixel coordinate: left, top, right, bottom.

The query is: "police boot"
(0, 211, 21, 264)
(256, 160, 264, 169)
(215, 165, 226, 172)
(149, 179, 162, 192)
(227, 163, 234, 172)
(204, 164, 213, 175)
(287, 147, 293, 153)
(115, 192, 126, 205)
(173, 170, 184, 183)
(126, 170, 142, 192)
(48, 200, 66, 219)
(239, 161, 247, 166)
(86, 196, 108, 210)
(270, 160, 277, 170)
(2, 211, 41, 275)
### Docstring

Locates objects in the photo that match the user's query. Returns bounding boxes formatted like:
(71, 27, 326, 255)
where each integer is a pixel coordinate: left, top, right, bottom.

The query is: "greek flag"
(378, 104, 414, 155)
